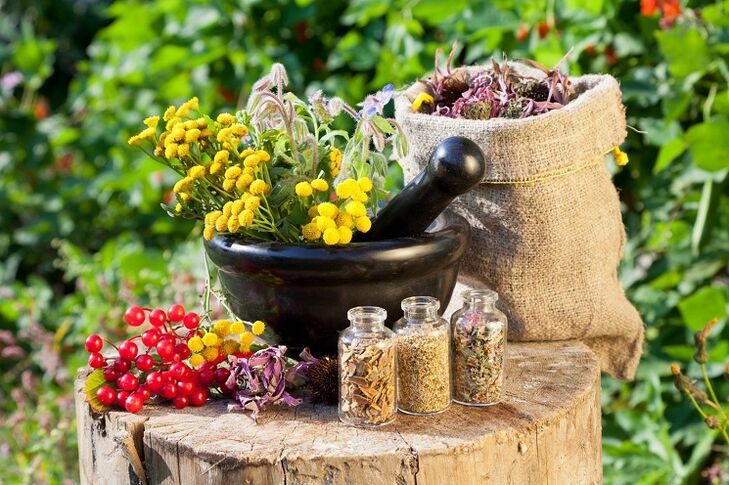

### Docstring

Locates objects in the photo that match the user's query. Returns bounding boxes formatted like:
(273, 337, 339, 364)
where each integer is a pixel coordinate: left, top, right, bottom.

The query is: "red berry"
(156, 339, 175, 360)
(198, 367, 215, 387)
(85, 334, 103, 353)
(103, 367, 119, 382)
(214, 368, 231, 387)
(141, 328, 161, 347)
(173, 395, 189, 409)
(160, 382, 177, 400)
(118, 340, 138, 360)
(135, 354, 155, 371)
(137, 385, 152, 401)
(125, 393, 144, 413)
(182, 312, 200, 329)
(176, 380, 194, 396)
(96, 386, 116, 406)
(168, 304, 185, 323)
(114, 357, 131, 374)
(124, 306, 146, 327)
(148, 309, 167, 327)
(116, 390, 130, 407)
(189, 388, 208, 407)
(117, 373, 139, 392)
(175, 343, 191, 360)
(88, 352, 105, 369)
(161, 370, 175, 383)
(170, 362, 191, 381)
(146, 372, 164, 392)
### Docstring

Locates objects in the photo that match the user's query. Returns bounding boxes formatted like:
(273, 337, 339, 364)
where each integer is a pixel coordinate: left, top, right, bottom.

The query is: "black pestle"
(355, 136, 486, 242)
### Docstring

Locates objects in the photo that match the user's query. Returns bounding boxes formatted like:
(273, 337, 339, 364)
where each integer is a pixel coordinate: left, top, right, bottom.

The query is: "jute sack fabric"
(395, 68, 644, 380)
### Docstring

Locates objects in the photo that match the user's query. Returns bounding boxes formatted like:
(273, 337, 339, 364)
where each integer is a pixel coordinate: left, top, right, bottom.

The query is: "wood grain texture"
(75, 341, 602, 485)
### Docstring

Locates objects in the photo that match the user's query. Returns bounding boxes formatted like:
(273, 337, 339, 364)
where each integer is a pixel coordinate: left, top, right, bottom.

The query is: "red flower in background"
(640, 0, 682, 28)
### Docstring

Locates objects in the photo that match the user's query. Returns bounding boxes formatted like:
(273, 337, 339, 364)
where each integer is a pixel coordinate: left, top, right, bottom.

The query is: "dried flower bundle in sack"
(396, 51, 644, 380)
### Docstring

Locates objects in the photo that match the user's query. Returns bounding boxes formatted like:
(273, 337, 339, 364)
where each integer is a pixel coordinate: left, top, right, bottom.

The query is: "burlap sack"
(395, 68, 644, 380)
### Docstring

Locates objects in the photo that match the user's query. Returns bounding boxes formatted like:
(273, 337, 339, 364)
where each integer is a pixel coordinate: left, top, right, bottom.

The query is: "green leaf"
(656, 28, 710, 78)
(653, 138, 686, 174)
(685, 120, 729, 171)
(702, 1, 729, 27)
(84, 369, 111, 412)
(411, 0, 468, 23)
(677, 287, 727, 331)
(369, 115, 395, 135)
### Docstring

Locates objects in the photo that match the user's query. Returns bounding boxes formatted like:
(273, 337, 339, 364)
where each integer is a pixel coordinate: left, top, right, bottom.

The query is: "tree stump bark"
(75, 341, 601, 485)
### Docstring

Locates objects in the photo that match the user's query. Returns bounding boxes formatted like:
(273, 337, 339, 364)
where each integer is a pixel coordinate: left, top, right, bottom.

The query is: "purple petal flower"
(1, 71, 22, 90)
(227, 345, 301, 420)
(358, 84, 394, 118)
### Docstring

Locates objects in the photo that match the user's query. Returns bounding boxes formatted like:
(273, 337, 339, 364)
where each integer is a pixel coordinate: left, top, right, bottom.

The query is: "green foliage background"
(1, 0, 728, 483)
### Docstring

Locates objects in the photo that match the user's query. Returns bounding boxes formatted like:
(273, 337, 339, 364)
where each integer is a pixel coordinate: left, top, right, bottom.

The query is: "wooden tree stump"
(75, 341, 601, 485)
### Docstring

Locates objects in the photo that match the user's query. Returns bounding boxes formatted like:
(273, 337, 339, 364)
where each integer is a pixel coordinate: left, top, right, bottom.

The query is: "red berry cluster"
(84, 304, 233, 413)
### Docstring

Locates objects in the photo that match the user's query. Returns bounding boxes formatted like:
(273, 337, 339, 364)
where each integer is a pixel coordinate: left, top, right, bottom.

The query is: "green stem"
(701, 363, 727, 419)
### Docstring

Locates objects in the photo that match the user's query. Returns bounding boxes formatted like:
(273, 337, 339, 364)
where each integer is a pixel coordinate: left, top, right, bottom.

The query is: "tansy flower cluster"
(298, 177, 374, 245)
(187, 319, 266, 368)
(127, 63, 408, 244)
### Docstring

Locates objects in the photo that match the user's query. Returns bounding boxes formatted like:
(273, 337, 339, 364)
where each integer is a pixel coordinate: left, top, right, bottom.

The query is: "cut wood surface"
(75, 340, 601, 485)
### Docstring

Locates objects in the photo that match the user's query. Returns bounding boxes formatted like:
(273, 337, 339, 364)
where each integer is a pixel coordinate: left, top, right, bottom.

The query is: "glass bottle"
(393, 296, 451, 415)
(338, 306, 397, 427)
(450, 289, 508, 406)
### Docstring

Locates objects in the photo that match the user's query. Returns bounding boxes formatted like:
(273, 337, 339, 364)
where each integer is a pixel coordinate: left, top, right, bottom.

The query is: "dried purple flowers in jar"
(450, 289, 507, 406)
(338, 306, 397, 427)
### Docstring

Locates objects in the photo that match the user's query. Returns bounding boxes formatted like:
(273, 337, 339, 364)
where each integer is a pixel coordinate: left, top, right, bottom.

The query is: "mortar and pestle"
(204, 136, 485, 354)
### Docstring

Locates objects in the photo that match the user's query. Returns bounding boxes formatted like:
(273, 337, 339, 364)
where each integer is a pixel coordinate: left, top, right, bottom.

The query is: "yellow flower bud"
(238, 209, 254, 227)
(176, 144, 190, 158)
(249, 179, 268, 195)
(227, 216, 240, 233)
(335, 179, 358, 199)
(225, 166, 242, 179)
(214, 320, 231, 337)
(173, 176, 192, 193)
(236, 173, 254, 190)
(251, 320, 266, 336)
(189, 353, 205, 368)
(245, 196, 260, 211)
(256, 150, 271, 162)
(165, 116, 182, 131)
(335, 212, 354, 229)
(357, 177, 373, 192)
(163, 106, 176, 121)
(295, 181, 313, 197)
(127, 135, 141, 146)
(221, 339, 239, 356)
(315, 216, 337, 232)
(170, 127, 185, 142)
(203, 226, 215, 240)
(317, 202, 339, 219)
(187, 336, 204, 353)
(338, 226, 353, 244)
(231, 199, 244, 217)
(345, 201, 367, 217)
(184, 128, 201, 143)
(216, 127, 233, 143)
(216, 113, 236, 125)
(243, 154, 260, 167)
(351, 189, 368, 202)
(202, 332, 219, 347)
(231, 124, 248, 137)
(165, 143, 179, 159)
(302, 223, 321, 241)
(205, 210, 223, 226)
(308, 205, 320, 218)
(214, 150, 230, 164)
(175, 203, 182, 213)
(323, 228, 340, 245)
(195, 117, 208, 129)
(210, 162, 224, 175)
(144, 115, 160, 128)
(311, 178, 329, 192)
(201, 346, 219, 362)
(223, 179, 235, 191)
(240, 331, 254, 346)
(355, 216, 372, 233)
(215, 214, 229, 231)
(188, 165, 206, 179)
(223, 201, 233, 217)
(230, 321, 245, 334)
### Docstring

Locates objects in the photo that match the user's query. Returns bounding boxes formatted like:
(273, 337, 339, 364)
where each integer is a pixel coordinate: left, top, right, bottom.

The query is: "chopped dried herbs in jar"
(397, 332, 450, 415)
(450, 289, 508, 406)
(339, 342, 396, 426)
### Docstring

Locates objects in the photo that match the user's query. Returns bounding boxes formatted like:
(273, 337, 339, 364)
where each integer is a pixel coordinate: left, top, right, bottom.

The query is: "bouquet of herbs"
(410, 43, 574, 120)
(128, 64, 407, 245)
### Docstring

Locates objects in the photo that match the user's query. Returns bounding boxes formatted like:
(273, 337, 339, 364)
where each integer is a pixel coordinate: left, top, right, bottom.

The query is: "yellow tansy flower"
(355, 216, 372, 233)
(143, 115, 160, 128)
(223, 179, 235, 191)
(238, 209, 254, 227)
(205, 210, 223, 226)
(351, 190, 368, 203)
(188, 335, 204, 352)
(317, 202, 339, 219)
(189, 353, 205, 368)
(338, 226, 353, 244)
(245, 196, 260, 211)
(210, 162, 224, 175)
(612, 147, 629, 166)
(163, 106, 176, 121)
(336, 212, 354, 229)
(357, 177, 373, 192)
(223, 201, 233, 217)
(201, 346, 219, 362)
(308, 206, 320, 218)
(225, 166, 242, 179)
(128, 135, 142, 146)
(164, 143, 178, 159)
(345, 201, 367, 217)
(203, 226, 215, 240)
(411, 92, 435, 112)
(236, 173, 254, 190)
(188, 165, 206, 180)
(295, 181, 313, 197)
(214, 150, 230, 164)
(215, 214, 229, 231)
(216, 127, 233, 143)
(230, 321, 245, 334)
(315, 216, 337, 232)
(335, 179, 358, 199)
(176, 144, 190, 158)
(323, 228, 340, 245)
(251, 320, 266, 336)
(231, 199, 244, 217)
(249, 179, 268, 195)
(175, 203, 182, 213)
(214, 320, 231, 337)
(227, 216, 240, 233)
(202, 332, 219, 347)
(243, 153, 260, 167)
(302, 222, 321, 241)
(311, 178, 329, 192)
(231, 124, 248, 137)
(184, 128, 201, 143)
(216, 113, 236, 125)
(240, 331, 255, 346)
(256, 150, 271, 162)
(173, 176, 192, 193)
(221, 339, 239, 356)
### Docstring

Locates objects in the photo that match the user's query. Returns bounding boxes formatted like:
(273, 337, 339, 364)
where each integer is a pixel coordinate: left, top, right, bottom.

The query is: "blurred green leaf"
(685, 120, 729, 172)
(656, 28, 710, 78)
(677, 287, 727, 331)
